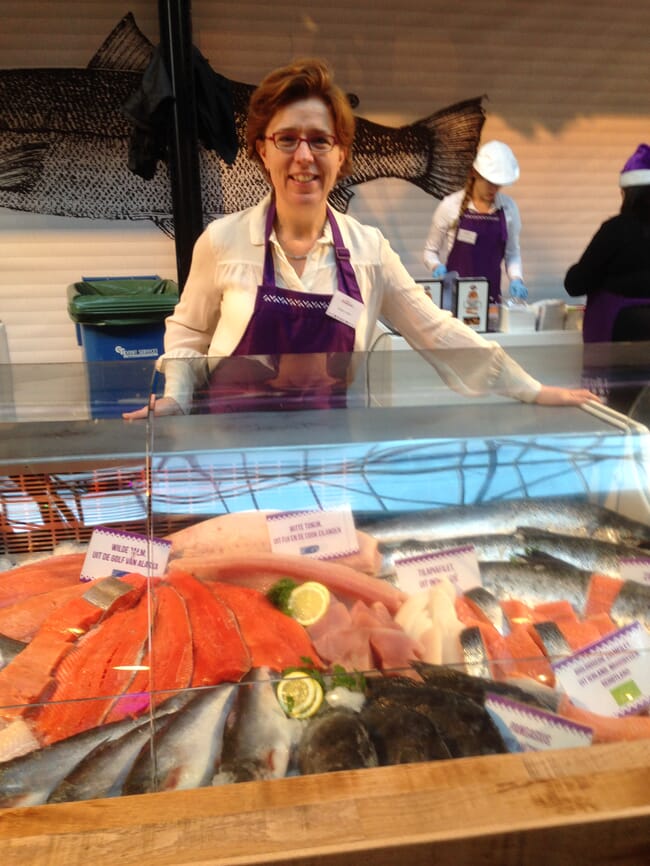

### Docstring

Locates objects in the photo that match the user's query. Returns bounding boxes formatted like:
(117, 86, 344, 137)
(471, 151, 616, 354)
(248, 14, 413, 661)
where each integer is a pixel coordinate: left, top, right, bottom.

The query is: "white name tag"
(457, 228, 477, 245)
(326, 292, 363, 327)
(81, 527, 171, 582)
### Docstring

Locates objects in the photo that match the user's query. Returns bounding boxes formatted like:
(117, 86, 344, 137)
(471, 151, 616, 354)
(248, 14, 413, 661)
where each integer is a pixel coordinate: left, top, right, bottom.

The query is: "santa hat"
(620, 143, 650, 188)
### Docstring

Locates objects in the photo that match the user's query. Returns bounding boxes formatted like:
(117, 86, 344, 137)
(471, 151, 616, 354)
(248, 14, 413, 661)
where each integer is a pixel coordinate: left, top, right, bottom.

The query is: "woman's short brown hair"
(246, 58, 355, 178)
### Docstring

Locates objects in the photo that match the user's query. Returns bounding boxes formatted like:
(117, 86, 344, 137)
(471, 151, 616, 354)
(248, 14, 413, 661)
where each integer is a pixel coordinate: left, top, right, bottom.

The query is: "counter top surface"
(2, 740, 649, 866)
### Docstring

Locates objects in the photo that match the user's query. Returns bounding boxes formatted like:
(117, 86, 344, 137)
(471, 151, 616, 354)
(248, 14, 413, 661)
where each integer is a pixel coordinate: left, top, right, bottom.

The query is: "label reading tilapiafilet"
(81, 527, 171, 582)
(266, 505, 359, 560)
(393, 544, 481, 596)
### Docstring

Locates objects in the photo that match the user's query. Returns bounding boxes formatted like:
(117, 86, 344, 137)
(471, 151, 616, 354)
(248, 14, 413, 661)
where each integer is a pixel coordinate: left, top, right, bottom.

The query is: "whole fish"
(518, 528, 646, 578)
(122, 682, 237, 794)
(0, 691, 191, 809)
(0, 13, 485, 235)
(476, 561, 649, 632)
(478, 560, 592, 615)
(360, 496, 650, 548)
(47, 716, 170, 804)
(377, 532, 525, 580)
(214, 667, 302, 784)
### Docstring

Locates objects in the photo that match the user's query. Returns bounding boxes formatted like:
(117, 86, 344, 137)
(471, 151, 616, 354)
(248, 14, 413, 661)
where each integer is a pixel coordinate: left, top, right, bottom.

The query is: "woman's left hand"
(534, 385, 602, 406)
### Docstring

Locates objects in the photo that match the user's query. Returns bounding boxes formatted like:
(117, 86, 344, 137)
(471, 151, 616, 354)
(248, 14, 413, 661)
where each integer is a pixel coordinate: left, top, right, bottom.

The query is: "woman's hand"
(534, 385, 602, 406)
(122, 397, 183, 420)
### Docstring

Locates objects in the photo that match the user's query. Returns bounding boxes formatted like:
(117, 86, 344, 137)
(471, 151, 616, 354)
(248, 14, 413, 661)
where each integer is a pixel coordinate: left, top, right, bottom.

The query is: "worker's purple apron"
(203, 204, 363, 413)
(581, 290, 650, 410)
(447, 209, 507, 305)
(582, 291, 650, 343)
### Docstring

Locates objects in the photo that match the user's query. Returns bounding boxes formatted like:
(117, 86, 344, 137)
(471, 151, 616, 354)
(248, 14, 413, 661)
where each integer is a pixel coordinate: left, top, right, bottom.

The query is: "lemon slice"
(276, 671, 324, 719)
(288, 581, 331, 626)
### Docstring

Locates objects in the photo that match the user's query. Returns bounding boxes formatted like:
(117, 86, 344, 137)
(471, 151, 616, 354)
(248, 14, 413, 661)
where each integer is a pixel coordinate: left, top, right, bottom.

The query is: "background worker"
(564, 143, 650, 414)
(423, 140, 528, 313)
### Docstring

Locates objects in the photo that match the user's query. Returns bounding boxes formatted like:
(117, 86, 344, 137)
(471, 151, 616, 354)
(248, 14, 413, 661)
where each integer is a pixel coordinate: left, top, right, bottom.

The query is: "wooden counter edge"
(2, 739, 649, 866)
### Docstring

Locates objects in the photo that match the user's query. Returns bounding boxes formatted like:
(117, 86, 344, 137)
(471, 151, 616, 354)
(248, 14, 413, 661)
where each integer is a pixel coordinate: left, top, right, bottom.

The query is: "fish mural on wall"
(0, 13, 485, 237)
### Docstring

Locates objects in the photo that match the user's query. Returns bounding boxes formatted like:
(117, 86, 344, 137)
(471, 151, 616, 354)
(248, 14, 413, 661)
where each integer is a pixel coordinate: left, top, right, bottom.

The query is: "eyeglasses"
(264, 132, 338, 154)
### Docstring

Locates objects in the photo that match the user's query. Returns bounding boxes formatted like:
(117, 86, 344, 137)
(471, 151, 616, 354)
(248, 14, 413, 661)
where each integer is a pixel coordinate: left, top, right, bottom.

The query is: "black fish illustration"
(0, 13, 485, 236)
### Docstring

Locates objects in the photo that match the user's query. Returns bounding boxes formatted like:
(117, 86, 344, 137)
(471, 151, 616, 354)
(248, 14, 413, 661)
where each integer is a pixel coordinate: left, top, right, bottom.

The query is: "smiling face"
(256, 97, 345, 217)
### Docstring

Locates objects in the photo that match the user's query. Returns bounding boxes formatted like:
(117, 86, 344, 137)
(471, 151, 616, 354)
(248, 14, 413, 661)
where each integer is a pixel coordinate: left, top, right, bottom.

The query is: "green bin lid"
(67, 279, 179, 325)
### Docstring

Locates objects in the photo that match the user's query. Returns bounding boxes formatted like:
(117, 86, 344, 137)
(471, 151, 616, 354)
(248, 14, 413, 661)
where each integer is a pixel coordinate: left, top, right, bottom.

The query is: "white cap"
(473, 140, 520, 186)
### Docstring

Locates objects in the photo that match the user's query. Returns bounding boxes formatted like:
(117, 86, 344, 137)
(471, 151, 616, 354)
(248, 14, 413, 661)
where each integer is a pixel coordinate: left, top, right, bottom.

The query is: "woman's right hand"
(122, 397, 183, 420)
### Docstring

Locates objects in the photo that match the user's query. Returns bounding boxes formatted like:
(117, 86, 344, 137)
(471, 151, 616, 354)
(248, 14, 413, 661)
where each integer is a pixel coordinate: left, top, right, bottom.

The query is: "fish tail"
(0, 143, 48, 192)
(414, 96, 486, 200)
(327, 185, 355, 212)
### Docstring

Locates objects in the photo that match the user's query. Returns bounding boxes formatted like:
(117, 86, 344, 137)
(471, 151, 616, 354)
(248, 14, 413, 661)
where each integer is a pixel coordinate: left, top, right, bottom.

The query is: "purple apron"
(581, 291, 650, 408)
(204, 203, 363, 413)
(582, 290, 650, 343)
(447, 208, 507, 305)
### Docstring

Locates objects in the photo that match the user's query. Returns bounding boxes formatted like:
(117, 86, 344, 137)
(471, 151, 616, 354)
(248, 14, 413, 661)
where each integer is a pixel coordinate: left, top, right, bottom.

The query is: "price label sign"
(553, 622, 650, 717)
(267, 506, 359, 560)
(81, 527, 171, 582)
(394, 544, 481, 596)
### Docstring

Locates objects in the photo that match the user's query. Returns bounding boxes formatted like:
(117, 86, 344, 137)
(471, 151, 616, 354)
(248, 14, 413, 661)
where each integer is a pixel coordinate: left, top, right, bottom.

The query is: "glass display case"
(1, 345, 649, 866)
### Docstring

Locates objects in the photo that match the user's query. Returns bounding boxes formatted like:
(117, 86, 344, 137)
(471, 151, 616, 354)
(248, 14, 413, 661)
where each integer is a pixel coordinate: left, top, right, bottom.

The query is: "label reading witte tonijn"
(266, 505, 359, 560)
(81, 527, 172, 582)
(393, 544, 481, 596)
(553, 622, 650, 717)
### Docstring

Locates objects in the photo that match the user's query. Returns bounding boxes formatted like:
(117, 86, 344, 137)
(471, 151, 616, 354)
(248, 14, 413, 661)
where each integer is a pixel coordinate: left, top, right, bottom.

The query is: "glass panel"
(0, 344, 649, 808)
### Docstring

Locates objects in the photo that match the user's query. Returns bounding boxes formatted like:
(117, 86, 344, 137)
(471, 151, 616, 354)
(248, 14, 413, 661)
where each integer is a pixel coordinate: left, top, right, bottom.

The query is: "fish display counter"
(1, 352, 649, 865)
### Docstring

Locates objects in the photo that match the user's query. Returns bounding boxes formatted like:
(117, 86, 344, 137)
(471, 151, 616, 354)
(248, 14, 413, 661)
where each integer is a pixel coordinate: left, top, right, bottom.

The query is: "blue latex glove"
(509, 278, 528, 300)
(432, 264, 447, 279)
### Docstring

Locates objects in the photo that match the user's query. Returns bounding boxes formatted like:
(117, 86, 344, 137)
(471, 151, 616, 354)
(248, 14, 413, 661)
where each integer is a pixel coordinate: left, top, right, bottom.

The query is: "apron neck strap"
(262, 202, 362, 302)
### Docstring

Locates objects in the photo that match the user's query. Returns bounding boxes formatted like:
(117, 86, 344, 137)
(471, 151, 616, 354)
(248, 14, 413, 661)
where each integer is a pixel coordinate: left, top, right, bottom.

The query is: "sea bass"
(0, 692, 191, 808)
(122, 683, 237, 794)
(359, 496, 650, 548)
(215, 667, 302, 784)
(0, 13, 485, 235)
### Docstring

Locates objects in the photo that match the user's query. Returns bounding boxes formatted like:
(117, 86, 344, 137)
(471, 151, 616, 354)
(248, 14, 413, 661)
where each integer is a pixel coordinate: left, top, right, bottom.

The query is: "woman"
(564, 143, 650, 343)
(124, 59, 593, 419)
(423, 140, 528, 312)
(564, 143, 650, 413)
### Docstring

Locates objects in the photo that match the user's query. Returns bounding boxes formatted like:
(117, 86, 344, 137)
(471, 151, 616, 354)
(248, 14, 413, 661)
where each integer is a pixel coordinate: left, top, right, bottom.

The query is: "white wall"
(1, 0, 648, 364)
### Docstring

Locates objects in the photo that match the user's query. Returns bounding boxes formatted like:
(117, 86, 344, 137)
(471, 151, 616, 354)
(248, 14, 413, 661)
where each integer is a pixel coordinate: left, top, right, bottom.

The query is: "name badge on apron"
(457, 228, 478, 245)
(326, 292, 363, 328)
